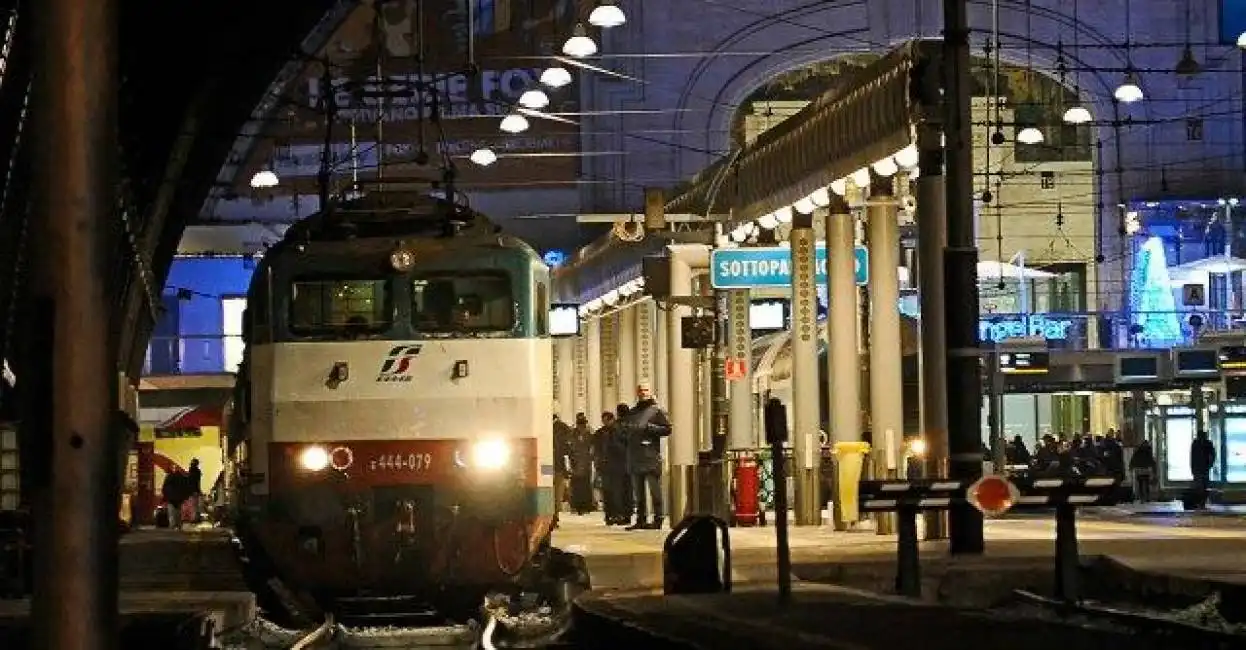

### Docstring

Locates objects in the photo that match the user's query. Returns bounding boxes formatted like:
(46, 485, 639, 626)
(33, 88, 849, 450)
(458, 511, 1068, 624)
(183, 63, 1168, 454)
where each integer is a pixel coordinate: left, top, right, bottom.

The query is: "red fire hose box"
(733, 455, 760, 526)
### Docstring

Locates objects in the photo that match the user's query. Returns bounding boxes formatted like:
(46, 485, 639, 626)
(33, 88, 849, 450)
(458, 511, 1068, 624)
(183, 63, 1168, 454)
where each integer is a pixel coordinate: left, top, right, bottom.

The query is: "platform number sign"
(1182, 283, 1206, 307)
(724, 358, 747, 381)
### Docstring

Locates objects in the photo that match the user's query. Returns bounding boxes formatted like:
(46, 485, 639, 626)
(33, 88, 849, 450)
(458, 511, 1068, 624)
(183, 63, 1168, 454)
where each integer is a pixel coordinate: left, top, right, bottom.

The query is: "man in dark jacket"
(620, 383, 671, 530)
(1189, 432, 1216, 509)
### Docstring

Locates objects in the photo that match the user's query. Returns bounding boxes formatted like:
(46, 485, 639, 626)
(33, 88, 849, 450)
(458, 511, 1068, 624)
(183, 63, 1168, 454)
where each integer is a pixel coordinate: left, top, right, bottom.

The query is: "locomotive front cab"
(240, 231, 557, 594)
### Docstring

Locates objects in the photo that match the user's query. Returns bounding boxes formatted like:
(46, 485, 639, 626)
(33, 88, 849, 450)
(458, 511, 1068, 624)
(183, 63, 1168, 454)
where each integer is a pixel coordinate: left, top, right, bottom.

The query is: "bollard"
(731, 453, 760, 527)
(662, 514, 731, 595)
(894, 504, 921, 597)
(1053, 502, 1079, 603)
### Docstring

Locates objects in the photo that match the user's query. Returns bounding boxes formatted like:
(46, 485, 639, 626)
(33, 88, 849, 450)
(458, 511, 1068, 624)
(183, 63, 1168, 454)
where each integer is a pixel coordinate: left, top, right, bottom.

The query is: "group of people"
(552, 383, 671, 530)
(1003, 428, 1218, 507)
(159, 458, 204, 530)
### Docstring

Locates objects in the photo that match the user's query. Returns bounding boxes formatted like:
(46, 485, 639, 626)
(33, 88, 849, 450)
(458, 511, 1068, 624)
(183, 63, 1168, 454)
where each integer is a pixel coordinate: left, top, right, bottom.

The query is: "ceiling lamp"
(562, 24, 598, 58)
(1174, 46, 1202, 76)
(872, 156, 898, 177)
(588, 1, 627, 28)
(250, 169, 278, 189)
(499, 113, 530, 134)
(830, 178, 848, 196)
(1062, 104, 1092, 125)
(809, 187, 831, 208)
(540, 66, 573, 88)
(894, 144, 919, 169)
(1239, 31, 1246, 49)
(1016, 126, 1045, 145)
(730, 226, 747, 243)
(793, 197, 816, 214)
(774, 205, 794, 224)
(758, 213, 778, 230)
(1114, 71, 1144, 104)
(850, 167, 871, 188)
(469, 148, 497, 167)
(519, 89, 550, 109)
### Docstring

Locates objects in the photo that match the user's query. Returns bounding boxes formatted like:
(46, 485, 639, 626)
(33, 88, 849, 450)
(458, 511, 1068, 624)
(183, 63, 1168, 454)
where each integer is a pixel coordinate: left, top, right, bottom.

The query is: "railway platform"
(556, 511, 1246, 626)
(0, 526, 254, 634)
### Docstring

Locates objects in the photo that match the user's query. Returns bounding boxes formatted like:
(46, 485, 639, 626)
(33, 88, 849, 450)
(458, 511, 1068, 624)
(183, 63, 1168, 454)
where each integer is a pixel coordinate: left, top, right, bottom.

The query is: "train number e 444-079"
(367, 453, 434, 472)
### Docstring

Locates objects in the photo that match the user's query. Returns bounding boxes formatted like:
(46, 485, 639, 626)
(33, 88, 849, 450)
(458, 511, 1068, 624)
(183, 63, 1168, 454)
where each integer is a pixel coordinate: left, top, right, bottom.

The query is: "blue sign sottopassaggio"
(710, 244, 869, 289)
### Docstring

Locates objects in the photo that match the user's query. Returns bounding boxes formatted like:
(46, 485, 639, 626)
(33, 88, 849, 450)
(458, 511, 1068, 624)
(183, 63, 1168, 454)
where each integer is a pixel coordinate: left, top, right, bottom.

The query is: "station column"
(554, 338, 575, 422)
(789, 206, 822, 526)
(572, 332, 589, 420)
(726, 290, 754, 450)
(825, 195, 866, 530)
(866, 171, 904, 535)
(600, 314, 619, 412)
(617, 306, 638, 412)
(585, 318, 603, 430)
(667, 245, 700, 523)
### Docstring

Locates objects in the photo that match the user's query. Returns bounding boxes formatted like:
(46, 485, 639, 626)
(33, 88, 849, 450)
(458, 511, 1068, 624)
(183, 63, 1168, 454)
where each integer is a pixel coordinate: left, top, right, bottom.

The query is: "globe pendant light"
(540, 66, 573, 89)
(562, 24, 597, 58)
(1062, 104, 1092, 125)
(499, 113, 529, 134)
(1016, 126, 1045, 145)
(518, 89, 550, 109)
(588, 1, 627, 28)
(469, 148, 497, 167)
(1114, 71, 1144, 104)
(250, 169, 278, 189)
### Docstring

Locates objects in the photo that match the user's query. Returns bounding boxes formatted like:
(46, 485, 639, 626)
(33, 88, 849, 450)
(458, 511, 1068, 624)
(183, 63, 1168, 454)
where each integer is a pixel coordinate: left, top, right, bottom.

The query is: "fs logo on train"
(376, 344, 423, 382)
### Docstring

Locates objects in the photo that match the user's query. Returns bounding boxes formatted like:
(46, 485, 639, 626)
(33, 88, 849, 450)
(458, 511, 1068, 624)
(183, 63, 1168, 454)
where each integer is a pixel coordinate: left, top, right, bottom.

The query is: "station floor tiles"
(553, 511, 1246, 589)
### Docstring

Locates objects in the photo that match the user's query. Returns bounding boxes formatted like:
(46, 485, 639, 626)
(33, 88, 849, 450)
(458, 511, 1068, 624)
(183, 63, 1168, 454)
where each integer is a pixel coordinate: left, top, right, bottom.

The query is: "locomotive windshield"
(289, 278, 393, 338)
(412, 272, 513, 335)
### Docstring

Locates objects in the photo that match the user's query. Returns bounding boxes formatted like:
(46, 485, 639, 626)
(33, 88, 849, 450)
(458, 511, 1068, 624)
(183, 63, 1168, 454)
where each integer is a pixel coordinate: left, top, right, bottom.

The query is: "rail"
(290, 613, 334, 650)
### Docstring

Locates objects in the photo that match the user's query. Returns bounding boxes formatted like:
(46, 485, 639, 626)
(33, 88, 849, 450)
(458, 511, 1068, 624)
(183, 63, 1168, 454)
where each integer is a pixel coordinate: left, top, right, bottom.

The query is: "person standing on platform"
(187, 458, 203, 523)
(568, 415, 596, 513)
(621, 383, 671, 530)
(1188, 431, 1216, 509)
(1129, 439, 1156, 503)
(552, 413, 574, 519)
(593, 411, 618, 524)
(613, 403, 635, 523)
(160, 469, 191, 530)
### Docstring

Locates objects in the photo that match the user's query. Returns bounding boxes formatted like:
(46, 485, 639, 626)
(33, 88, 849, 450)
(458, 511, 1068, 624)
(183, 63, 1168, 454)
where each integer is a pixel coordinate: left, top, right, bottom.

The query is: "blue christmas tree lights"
(1128, 236, 1185, 347)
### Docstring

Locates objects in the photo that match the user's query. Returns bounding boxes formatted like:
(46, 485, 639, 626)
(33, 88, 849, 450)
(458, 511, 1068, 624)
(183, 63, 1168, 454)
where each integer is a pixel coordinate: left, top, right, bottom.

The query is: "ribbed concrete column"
(726, 289, 754, 450)
(572, 331, 588, 420)
(600, 313, 619, 411)
(789, 209, 822, 526)
(867, 173, 904, 535)
(554, 337, 575, 422)
(652, 299, 670, 471)
(825, 198, 865, 529)
(617, 306, 638, 411)
(585, 318, 602, 426)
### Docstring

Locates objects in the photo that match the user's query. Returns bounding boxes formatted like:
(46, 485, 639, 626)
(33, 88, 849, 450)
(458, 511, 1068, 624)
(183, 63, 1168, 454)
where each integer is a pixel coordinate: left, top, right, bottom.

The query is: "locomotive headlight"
(299, 446, 331, 472)
(389, 247, 415, 272)
(470, 439, 511, 470)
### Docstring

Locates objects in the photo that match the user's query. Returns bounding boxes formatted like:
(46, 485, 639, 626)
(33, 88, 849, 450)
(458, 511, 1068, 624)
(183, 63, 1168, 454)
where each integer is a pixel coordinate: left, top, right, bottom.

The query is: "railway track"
(1007, 589, 1244, 649)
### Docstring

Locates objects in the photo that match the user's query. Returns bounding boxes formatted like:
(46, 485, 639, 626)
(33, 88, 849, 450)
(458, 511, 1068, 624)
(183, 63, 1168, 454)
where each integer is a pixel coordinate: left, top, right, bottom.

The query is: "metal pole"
(726, 290, 754, 451)
(32, 0, 120, 646)
(915, 122, 949, 540)
(667, 249, 698, 523)
(789, 210, 822, 526)
(989, 348, 1006, 473)
(943, 0, 986, 554)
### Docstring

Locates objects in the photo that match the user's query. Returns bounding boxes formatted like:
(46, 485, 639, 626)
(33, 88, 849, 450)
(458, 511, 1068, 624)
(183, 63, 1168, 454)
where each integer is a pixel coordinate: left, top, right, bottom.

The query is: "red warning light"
(967, 474, 1018, 516)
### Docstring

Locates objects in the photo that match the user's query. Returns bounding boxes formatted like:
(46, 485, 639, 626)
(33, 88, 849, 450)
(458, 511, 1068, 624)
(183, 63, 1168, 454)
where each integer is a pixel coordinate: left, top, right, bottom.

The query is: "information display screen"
(1175, 348, 1219, 377)
(1118, 355, 1159, 381)
(548, 304, 580, 337)
(750, 300, 787, 331)
(998, 351, 1050, 375)
(1219, 345, 1246, 371)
